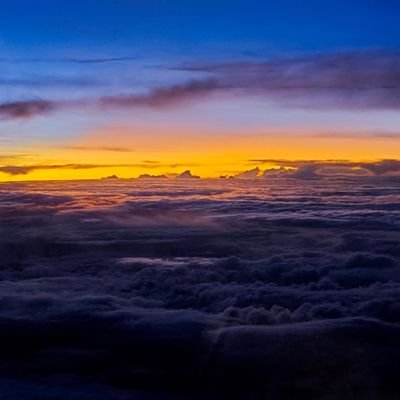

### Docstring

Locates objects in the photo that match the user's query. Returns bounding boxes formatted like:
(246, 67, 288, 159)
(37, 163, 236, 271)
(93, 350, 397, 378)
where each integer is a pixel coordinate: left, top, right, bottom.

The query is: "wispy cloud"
(0, 56, 137, 64)
(1, 51, 400, 121)
(0, 100, 58, 119)
(63, 146, 135, 153)
(0, 163, 130, 175)
(0, 79, 216, 120)
(0, 162, 201, 175)
(178, 51, 400, 110)
(98, 79, 217, 109)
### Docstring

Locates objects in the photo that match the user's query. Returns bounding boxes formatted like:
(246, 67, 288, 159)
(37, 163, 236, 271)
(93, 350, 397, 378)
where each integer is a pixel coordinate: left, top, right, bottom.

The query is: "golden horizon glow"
(2, 125, 400, 181)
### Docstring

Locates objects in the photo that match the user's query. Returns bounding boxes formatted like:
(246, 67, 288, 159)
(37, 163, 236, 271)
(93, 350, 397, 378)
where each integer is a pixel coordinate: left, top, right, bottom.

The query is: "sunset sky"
(1, 0, 400, 180)
(2, 3, 400, 397)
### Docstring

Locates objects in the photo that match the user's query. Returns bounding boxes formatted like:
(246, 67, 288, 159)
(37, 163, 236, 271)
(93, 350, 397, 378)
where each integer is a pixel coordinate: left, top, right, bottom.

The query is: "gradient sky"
(1, 0, 400, 180)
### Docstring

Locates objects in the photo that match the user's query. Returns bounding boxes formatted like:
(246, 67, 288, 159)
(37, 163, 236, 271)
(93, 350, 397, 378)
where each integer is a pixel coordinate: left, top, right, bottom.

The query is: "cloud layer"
(0, 178, 399, 397)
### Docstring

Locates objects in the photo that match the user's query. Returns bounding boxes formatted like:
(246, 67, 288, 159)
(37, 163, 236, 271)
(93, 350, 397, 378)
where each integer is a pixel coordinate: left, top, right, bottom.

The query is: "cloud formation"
(0, 178, 400, 397)
(0, 163, 133, 175)
(182, 51, 400, 110)
(2, 51, 400, 120)
(0, 99, 57, 119)
(0, 80, 216, 120)
(245, 159, 400, 179)
(0, 163, 200, 176)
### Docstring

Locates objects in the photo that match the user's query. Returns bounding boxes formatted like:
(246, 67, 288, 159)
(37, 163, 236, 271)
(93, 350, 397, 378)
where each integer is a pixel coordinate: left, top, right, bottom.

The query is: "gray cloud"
(0, 99, 57, 119)
(180, 51, 400, 110)
(98, 79, 217, 109)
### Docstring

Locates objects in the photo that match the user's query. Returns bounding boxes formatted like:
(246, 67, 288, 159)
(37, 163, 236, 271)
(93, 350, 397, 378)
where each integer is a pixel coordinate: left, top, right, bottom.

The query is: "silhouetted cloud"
(137, 173, 168, 180)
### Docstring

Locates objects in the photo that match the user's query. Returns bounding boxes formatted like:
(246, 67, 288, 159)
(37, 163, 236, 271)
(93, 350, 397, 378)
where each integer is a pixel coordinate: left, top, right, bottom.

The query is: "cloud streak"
(0, 162, 201, 175)
(0, 80, 217, 120)
(181, 51, 400, 110)
(0, 99, 58, 119)
(0, 56, 138, 64)
(1, 51, 399, 121)
(63, 145, 135, 153)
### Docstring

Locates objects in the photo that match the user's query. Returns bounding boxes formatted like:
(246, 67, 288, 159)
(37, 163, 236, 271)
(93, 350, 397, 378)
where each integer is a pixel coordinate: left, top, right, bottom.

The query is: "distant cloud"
(176, 170, 200, 179)
(137, 174, 168, 180)
(250, 159, 400, 179)
(234, 167, 261, 179)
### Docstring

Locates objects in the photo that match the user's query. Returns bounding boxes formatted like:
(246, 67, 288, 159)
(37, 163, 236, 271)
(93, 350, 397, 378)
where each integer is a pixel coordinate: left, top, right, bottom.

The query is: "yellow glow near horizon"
(2, 125, 400, 181)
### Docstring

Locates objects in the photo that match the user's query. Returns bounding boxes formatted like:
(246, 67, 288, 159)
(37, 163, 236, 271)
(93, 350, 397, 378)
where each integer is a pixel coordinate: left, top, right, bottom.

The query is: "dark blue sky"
(1, 0, 400, 57)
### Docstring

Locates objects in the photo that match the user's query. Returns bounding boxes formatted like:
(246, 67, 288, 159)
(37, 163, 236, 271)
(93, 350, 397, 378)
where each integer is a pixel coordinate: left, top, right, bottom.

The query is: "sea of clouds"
(0, 177, 400, 399)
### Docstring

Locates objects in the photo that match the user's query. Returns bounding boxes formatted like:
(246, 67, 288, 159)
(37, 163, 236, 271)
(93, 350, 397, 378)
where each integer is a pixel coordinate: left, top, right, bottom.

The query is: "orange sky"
(2, 125, 400, 181)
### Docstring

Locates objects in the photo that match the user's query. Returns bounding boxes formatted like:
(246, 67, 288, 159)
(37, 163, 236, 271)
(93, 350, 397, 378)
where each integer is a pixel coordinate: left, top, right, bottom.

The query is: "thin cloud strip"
(0, 162, 200, 176)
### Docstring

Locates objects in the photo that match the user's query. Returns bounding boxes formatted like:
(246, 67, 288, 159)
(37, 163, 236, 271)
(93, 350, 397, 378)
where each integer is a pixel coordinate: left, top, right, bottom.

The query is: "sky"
(1, 0, 400, 180)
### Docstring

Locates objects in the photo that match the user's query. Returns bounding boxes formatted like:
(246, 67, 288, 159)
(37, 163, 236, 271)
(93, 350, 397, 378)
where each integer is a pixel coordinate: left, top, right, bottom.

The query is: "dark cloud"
(0, 99, 57, 120)
(176, 170, 200, 179)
